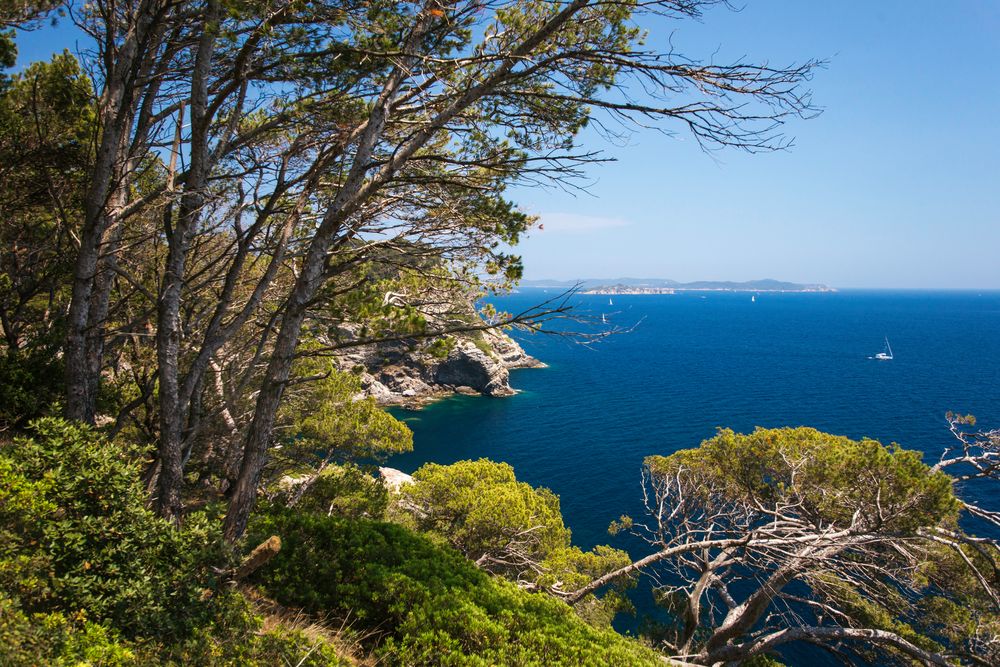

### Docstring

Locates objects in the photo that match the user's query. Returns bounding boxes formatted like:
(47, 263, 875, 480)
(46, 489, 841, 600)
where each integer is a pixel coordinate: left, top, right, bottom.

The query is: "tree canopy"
(569, 427, 1000, 666)
(0, 0, 821, 540)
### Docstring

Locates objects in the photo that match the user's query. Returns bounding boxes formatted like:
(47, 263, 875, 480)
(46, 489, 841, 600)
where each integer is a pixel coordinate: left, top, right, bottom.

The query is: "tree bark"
(155, 1, 219, 522)
(65, 0, 171, 423)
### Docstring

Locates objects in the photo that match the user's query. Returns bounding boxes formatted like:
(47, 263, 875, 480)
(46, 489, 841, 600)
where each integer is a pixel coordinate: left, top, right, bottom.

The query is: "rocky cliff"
(334, 326, 544, 408)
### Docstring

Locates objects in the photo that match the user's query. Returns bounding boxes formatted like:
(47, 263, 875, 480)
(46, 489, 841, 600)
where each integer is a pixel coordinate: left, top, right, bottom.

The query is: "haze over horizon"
(518, 276, 999, 291)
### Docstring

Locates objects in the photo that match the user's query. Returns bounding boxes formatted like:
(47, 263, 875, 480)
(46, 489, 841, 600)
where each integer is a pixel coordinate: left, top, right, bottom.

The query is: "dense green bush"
(268, 463, 390, 520)
(399, 458, 633, 622)
(0, 418, 355, 666)
(0, 587, 355, 667)
(249, 510, 661, 666)
(0, 592, 136, 666)
(403, 459, 570, 566)
(129, 590, 354, 667)
(0, 418, 229, 639)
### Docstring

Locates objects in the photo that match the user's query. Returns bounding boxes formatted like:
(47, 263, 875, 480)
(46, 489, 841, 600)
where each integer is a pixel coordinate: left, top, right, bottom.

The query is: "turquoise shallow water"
(386, 289, 1000, 644)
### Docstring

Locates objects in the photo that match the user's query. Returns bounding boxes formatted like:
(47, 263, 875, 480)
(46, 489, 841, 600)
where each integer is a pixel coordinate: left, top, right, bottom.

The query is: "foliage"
(129, 589, 356, 667)
(282, 364, 412, 462)
(0, 347, 63, 430)
(404, 459, 569, 567)
(426, 335, 457, 360)
(270, 463, 390, 520)
(0, 593, 136, 667)
(0, 52, 92, 358)
(648, 426, 959, 533)
(249, 510, 661, 666)
(267, 363, 412, 509)
(0, 418, 232, 639)
(397, 458, 635, 627)
(402, 459, 632, 606)
(585, 427, 996, 665)
(0, 417, 360, 665)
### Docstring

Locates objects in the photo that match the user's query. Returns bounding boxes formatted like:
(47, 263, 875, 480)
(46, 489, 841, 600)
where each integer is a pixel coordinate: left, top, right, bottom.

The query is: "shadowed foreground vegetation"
(0, 419, 661, 665)
(4, 418, 999, 665)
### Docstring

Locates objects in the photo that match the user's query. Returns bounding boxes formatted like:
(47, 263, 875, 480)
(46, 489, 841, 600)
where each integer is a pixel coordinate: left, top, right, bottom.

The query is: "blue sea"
(387, 289, 1000, 643)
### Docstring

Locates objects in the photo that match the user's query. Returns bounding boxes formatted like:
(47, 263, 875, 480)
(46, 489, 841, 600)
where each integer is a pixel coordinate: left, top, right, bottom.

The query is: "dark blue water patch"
(386, 289, 1000, 656)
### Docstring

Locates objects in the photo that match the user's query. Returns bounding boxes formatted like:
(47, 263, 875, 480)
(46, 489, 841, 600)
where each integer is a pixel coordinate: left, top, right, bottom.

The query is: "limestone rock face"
(376, 366, 434, 396)
(330, 321, 543, 407)
(435, 340, 514, 397)
(484, 329, 544, 369)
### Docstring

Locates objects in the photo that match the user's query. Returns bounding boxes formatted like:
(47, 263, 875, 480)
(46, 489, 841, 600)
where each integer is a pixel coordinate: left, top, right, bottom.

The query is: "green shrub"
(0, 418, 358, 665)
(404, 459, 570, 569)
(0, 593, 136, 666)
(471, 335, 494, 357)
(274, 463, 390, 519)
(136, 590, 354, 667)
(0, 418, 231, 640)
(249, 510, 660, 666)
(426, 335, 456, 359)
(400, 458, 633, 619)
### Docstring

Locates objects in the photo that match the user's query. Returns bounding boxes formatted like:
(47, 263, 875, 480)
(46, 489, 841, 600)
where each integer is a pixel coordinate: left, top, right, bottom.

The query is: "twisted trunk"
(65, 0, 171, 422)
(155, 1, 218, 522)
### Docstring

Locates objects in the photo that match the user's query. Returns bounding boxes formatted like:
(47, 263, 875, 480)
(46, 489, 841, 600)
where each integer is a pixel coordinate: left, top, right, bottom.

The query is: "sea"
(386, 288, 1000, 646)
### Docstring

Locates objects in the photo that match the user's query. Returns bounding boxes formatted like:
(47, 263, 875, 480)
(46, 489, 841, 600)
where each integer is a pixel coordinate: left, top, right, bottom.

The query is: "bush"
(133, 590, 354, 667)
(0, 418, 358, 665)
(277, 463, 390, 519)
(249, 510, 661, 666)
(0, 418, 230, 639)
(404, 459, 570, 569)
(400, 458, 633, 619)
(0, 593, 136, 666)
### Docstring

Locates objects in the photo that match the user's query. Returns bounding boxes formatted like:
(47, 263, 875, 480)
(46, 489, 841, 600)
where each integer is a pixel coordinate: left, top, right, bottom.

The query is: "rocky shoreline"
(335, 328, 545, 409)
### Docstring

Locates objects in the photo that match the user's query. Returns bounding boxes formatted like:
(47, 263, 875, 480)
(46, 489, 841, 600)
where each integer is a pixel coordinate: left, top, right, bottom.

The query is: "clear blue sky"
(506, 1, 1000, 288)
(14, 1, 1000, 288)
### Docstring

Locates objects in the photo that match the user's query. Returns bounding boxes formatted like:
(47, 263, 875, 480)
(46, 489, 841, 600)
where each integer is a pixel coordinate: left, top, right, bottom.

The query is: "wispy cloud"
(533, 212, 631, 234)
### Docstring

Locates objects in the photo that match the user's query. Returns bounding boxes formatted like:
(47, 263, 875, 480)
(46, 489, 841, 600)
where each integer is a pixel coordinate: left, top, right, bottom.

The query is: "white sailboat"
(609, 297, 613, 306)
(751, 294, 756, 303)
(601, 313, 607, 324)
(874, 337, 893, 360)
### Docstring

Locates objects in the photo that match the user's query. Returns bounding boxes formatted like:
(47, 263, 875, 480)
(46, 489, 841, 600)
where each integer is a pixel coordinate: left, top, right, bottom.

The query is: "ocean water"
(386, 289, 1000, 641)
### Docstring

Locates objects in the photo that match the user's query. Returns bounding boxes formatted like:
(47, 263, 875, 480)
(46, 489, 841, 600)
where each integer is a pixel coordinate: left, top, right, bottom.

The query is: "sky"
(503, 1, 1000, 289)
(13, 1, 1000, 289)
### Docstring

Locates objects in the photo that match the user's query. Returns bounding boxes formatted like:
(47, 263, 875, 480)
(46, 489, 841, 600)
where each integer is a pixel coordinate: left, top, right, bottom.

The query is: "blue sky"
(506, 1, 1000, 288)
(14, 2, 1000, 288)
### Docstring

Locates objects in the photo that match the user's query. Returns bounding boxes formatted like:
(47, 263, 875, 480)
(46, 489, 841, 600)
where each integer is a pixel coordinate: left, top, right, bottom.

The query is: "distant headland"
(520, 278, 835, 294)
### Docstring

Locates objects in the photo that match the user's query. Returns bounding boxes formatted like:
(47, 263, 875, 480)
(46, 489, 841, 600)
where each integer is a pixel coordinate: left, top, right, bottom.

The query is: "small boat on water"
(609, 298, 613, 306)
(874, 337, 893, 360)
(751, 294, 756, 303)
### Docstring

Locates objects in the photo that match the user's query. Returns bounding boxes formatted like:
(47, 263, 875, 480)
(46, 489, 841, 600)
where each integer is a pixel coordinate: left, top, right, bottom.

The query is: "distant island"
(521, 278, 835, 294)
(584, 285, 677, 295)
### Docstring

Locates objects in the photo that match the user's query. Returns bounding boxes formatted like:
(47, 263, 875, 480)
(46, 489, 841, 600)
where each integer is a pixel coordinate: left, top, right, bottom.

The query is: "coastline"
(582, 287, 836, 295)
(339, 329, 546, 410)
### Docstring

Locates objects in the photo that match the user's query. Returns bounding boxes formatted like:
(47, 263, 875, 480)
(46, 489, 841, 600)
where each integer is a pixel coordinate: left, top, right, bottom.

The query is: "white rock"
(379, 466, 414, 491)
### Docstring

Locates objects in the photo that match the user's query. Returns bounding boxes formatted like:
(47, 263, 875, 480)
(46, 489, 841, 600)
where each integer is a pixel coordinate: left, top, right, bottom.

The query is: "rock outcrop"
(379, 466, 414, 491)
(434, 338, 514, 397)
(334, 327, 544, 408)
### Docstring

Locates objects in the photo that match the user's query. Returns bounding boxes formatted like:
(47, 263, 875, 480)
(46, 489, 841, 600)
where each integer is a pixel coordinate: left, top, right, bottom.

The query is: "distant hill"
(521, 277, 678, 289)
(519, 278, 834, 292)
